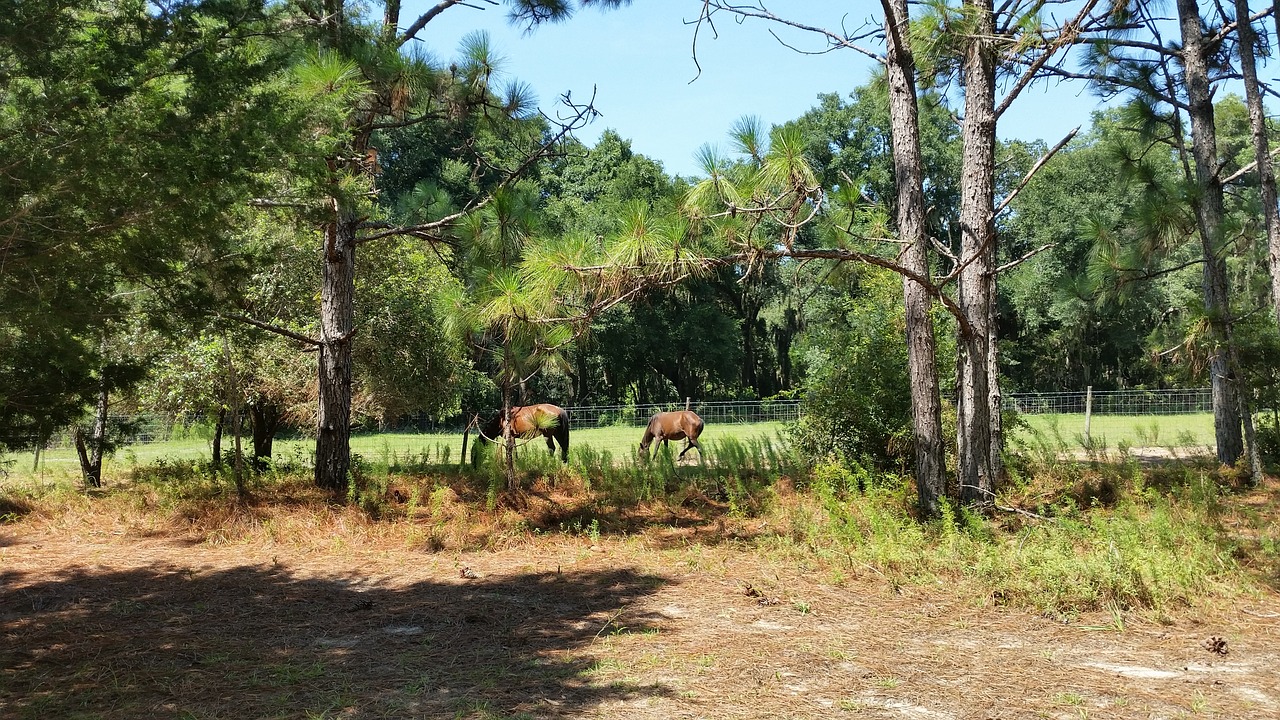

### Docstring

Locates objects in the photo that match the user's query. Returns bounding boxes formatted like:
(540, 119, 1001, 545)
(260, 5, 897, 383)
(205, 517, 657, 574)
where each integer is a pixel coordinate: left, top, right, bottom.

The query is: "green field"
(3, 421, 792, 484)
(1013, 412, 1217, 450)
(3, 412, 1223, 486)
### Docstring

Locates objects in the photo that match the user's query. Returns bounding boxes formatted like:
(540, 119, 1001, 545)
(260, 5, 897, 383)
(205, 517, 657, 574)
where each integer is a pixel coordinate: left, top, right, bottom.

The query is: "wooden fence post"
(1084, 385, 1093, 445)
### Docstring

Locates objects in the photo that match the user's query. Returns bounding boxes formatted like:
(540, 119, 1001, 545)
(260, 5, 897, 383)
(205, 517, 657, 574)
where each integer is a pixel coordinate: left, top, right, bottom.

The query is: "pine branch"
(356, 88, 600, 246)
(218, 312, 321, 347)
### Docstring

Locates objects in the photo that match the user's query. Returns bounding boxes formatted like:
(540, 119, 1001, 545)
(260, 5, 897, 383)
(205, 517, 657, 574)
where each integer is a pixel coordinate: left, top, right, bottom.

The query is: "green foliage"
(0, 0, 302, 451)
(1002, 106, 1196, 392)
(785, 86, 961, 245)
(354, 239, 470, 423)
(794, 454, 1242, 613)
(789, 270, 913, 470)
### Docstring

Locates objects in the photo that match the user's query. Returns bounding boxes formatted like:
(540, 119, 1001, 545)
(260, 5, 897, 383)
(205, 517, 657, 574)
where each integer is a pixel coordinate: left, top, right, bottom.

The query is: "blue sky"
(399, 2, 1123, 178)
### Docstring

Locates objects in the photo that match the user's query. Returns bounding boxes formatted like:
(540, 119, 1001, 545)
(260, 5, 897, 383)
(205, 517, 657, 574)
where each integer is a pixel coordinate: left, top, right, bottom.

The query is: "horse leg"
(545, 433, 556, 457)
(681, 434, 703, 459)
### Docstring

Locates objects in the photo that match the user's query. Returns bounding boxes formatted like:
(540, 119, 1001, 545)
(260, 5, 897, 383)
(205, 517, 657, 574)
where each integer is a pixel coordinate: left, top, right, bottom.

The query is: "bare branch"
(219, 312, 321, 347)
(994, 0, 1106, 119)
(698, 1, 885, 64)
(1221, 143, 1280, 185)
(754, 246, 973, 336)
(398, 0, 495, 47)
(993, 126, 1079, 217)
(995, 242, 1055, 274)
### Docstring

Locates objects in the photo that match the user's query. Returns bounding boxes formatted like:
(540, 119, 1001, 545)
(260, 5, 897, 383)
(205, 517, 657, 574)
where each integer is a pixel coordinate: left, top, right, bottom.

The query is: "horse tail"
(556, 406, 570, 462)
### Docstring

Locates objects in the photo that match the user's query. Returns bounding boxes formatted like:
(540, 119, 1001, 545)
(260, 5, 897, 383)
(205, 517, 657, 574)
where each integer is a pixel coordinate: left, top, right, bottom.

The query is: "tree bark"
(956, 0, 998, 506)
(501, 379, 517, 490)
(987, 277, 1003, 484)
(315, 214, 357, 492)
(75, 384, 109, 489)
(882, 0, 946, 518)
(1233, 0, 1272, 485)
(1234, 0, 1280, 334)
(249, 400, 281, 473)
(1176, 0, 1243, 465)
(212, 405, 226, 473)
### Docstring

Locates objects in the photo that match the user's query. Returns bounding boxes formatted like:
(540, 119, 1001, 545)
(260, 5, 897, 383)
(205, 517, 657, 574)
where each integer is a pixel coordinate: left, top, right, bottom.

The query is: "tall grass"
(776, 454, 1246, 616)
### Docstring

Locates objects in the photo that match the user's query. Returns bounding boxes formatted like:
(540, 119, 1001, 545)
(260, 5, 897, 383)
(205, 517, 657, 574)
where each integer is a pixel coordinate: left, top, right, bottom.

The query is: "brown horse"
(477, 403, 569, 464)
(638, 410, 704, 460)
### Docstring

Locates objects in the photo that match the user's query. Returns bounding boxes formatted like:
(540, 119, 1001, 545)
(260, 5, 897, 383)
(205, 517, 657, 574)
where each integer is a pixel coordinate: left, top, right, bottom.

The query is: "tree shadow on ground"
(0, 561, 673, 718)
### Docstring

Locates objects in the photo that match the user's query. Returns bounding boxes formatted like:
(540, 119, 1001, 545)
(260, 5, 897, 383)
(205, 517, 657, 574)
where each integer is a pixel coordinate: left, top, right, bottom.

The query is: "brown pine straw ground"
(1, 474, 1278, 719)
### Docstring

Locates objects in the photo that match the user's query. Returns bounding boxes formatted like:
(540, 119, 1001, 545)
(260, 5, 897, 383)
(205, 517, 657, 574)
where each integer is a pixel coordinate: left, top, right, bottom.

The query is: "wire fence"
(1004, 388, 1213, 416)
(1005, 387, 1216, 448)
(565, 399, 801, 429)
(13, 400, 803, 451)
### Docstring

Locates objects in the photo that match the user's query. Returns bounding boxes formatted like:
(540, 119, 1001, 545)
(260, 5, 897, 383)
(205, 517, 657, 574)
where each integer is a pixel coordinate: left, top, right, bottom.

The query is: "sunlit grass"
(2, 422, 790, 485)
(1014, 412, 1215, 450)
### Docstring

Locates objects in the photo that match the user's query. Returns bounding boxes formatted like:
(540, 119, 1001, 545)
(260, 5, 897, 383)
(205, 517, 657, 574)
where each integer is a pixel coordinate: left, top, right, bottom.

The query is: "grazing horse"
(638, 410, 704, 460)
(477, 403, 569, 464)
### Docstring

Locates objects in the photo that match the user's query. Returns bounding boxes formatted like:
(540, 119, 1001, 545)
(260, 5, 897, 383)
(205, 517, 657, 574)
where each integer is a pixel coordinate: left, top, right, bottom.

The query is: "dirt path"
(3, 527, 1278, 719)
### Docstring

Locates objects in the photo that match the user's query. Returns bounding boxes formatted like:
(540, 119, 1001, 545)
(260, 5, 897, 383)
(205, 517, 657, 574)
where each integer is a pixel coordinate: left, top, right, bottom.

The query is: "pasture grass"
(1, 421, 791, 487)
(1013, 411, 1216, 451)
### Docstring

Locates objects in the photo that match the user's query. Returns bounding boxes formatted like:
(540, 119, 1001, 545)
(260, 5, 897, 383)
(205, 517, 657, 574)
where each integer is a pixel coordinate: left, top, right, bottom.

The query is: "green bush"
(788, 275, 914, 471)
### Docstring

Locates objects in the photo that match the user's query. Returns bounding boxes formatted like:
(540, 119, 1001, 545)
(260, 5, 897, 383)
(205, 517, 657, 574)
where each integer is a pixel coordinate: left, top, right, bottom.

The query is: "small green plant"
(837, 698, 863, 711)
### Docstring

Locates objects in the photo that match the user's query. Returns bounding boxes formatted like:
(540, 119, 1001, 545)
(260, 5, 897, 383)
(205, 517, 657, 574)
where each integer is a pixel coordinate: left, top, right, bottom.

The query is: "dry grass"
(2, 467, 1279, 719)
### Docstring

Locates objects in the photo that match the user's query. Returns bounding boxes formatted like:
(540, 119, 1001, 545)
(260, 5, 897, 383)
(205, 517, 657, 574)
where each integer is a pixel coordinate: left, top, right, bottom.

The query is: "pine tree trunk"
(315, 214, 357, 492)
(75, 384, 109, 489)
(987, 278, 1004, 484)
(249, 400, 281, 473)
(1234, 0, 1280, 335)
(1177, 0, 1243, 465)
(212, 405, 226, 473)
(502, 383, 517, 491)
(883, 0, 946, 519)
(956, 0, 998, 506)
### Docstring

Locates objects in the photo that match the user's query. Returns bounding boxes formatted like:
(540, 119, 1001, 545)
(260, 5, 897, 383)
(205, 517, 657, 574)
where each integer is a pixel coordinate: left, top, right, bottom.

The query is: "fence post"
(1084, 385, 1093, 444)
(685, 397, 690, 411)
